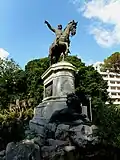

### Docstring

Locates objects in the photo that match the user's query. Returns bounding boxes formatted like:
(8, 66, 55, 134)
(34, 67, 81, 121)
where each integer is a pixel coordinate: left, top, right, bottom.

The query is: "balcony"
(108, 89, 120, 93)
(109, 95, 120, 99)
(108, 83, 120, 87)
(106, 100, 120, 105)
(103, 77, 120, 81)
(100, 71, 120, 76)
(113, 101, 120, 104)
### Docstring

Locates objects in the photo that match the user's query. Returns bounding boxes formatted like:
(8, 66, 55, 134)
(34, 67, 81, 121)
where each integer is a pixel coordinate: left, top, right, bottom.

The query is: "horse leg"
(64, 42, 69, 56)
(62, 42, 70, 61)
(56, 53, 60, 63)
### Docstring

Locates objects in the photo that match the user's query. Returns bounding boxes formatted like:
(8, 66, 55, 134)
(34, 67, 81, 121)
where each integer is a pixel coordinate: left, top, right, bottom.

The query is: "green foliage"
(0, 55, 120, 150)
(101, 52, 120, 73)
(0, 58, 20, 75)
(75, 65, 109, 123)
(65, 55, 85, 69)
(0, 57, 34, 149)
(0, 110, 24, 150)
(25, 57, 49, 105)
(0, 58, 27, 109)
(96, 104, 120, 148)
(0, 105, 33, 150)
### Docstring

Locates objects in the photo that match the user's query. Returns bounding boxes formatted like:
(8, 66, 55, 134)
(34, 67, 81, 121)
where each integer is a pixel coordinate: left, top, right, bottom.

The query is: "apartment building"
(93, 62, 120, 105)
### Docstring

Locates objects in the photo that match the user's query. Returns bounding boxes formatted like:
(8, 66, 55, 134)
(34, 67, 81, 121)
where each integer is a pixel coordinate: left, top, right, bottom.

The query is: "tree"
(101, 52, 120, 73)
(0, 58, 27, 109)
(96, 103, 120, 148)
(0, 58, 32, 150)
(65, 55, 85, 69)
(25, 57, 49, 106)
(1, 55, 120, 151)
(75, 65, 109, 123)
(0, 58, 20, 75)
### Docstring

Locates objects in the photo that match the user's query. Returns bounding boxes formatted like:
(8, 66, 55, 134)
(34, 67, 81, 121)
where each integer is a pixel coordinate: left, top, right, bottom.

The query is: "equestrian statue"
(44, 20, 78, 65)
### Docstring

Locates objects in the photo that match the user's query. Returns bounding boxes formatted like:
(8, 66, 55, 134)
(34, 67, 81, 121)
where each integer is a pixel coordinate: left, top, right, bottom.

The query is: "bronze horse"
(49, 20, 78, 65)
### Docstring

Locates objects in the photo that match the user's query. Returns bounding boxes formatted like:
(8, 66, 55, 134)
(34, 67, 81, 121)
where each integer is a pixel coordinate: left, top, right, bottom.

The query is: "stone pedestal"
(42, 61, 76, 100)
(29, 61, 76, 135)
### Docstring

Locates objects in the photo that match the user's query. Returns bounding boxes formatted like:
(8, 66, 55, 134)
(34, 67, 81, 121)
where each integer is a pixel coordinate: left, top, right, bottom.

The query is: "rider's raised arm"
(45, 20, 55, 33)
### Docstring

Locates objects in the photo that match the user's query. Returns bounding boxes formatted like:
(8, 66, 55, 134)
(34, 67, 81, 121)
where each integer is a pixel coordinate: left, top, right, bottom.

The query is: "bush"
(0, 105, 33, 151)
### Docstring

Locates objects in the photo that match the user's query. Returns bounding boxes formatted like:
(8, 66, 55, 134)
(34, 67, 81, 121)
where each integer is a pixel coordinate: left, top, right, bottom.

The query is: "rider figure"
(44, 20, 62, 46)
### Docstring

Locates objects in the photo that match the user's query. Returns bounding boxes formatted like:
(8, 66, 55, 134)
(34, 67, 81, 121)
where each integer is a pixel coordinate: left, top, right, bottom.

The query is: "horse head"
(63, 20, 78, 37)
(67, 20, 78, 36)
(70, 20, 78, 36)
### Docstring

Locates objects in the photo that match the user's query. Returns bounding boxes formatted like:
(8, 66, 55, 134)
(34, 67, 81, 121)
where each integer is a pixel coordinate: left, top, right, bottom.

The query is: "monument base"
(29, 97, 67, 135)
(30, 61, 76, 135)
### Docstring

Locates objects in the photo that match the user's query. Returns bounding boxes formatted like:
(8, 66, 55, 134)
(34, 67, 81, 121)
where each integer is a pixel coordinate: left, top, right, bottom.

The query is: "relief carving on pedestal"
(60, 78, 74, 95)
(55, 77, 74, 96)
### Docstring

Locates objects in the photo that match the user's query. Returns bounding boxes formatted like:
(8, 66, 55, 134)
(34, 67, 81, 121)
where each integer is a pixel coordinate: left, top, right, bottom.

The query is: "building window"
(110, 81, 115, 84)
(116, 75, 120, 78)
(111, 87, 116, 90)
(117, 81, 120, 84)
(117, 87, 120, 90)
(110, 75, 114, 78)
(112, 98, 117, 102)
(103, 75, 108, 78)
(118, 93, 120, 96)
(111, 92, 116, 95)
(118, 99, 120, 102)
